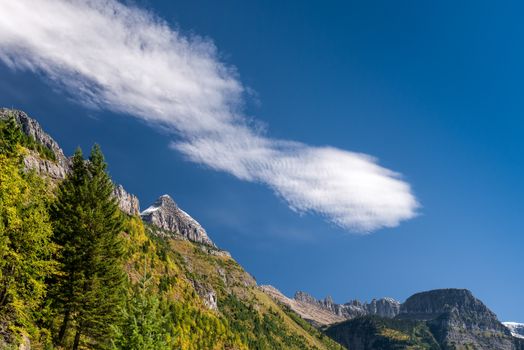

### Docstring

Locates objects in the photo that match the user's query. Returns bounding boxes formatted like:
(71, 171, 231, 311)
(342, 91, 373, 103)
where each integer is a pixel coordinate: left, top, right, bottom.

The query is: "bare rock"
(113, 184, 140, 216)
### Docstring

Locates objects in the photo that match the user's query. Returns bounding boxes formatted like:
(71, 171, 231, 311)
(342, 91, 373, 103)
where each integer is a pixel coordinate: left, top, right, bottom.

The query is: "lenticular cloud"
(0, 0, 419, 232)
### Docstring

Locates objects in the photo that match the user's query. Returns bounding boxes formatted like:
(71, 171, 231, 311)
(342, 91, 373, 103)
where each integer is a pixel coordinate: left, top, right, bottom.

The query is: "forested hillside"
(0, 110, 344, 350)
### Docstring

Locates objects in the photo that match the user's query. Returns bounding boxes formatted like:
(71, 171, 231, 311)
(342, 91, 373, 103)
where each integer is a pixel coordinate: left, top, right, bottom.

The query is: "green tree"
(0, 134, 55, 343)
(0, 114, 22, 157)
(51, 145, 125, 350)
(112, 262, 169, 350)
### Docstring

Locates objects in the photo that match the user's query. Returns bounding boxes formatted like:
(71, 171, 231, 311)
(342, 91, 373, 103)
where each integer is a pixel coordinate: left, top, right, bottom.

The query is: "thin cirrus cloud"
(0, 0, 419, 232)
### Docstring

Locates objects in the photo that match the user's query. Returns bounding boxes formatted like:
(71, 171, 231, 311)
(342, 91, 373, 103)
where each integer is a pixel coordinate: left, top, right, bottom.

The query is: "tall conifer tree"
(51, 145, 125, 350)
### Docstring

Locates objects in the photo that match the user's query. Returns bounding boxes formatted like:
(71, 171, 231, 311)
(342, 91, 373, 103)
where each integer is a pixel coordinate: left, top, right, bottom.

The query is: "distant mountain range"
(262, 284, 524, 350)
(1, 107, 522, 349)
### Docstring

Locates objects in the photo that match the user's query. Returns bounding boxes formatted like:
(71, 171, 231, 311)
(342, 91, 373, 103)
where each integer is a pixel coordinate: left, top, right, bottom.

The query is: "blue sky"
(0, 0, 523, 321)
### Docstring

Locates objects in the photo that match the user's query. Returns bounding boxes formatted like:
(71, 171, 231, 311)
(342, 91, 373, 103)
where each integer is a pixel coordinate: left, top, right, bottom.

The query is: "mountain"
(325, 289, 524, 350)
(504, 323, 524, 339)
(0, 108, 344, 349)
(399, 289, 519, 349)
(2, 108, 523, 350)
(141, 194, 216, 247)
(261, 285, 400, 327)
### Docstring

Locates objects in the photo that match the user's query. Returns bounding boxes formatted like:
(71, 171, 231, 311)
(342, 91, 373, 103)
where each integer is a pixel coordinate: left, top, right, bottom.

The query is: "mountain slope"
(0, 108, 344, 350)
(324, 316, 440, 350)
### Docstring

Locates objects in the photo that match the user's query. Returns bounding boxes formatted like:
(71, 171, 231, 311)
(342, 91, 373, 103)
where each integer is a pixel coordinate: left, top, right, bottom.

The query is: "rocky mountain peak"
(397, 288, 517, 349)
(141, 194, 216, 247)
(399, 288, 495, 321)
(294, 291, 318, 304)
(365, 297, 401, 318)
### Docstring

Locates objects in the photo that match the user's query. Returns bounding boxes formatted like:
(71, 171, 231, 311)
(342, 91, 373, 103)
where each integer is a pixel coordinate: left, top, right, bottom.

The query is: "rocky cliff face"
(1, 108, 69, 180)
(141, 194, 216, 247)
(261, 286, 400, 327)
(112, 184, 140, 216)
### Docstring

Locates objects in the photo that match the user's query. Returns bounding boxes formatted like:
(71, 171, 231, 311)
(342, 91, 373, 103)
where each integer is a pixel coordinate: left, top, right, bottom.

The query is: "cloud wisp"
(0, 0, 419, 232)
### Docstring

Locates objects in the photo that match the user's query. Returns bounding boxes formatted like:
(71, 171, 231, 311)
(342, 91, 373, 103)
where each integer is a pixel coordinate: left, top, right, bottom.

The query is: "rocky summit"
(141, 194, 216, 247)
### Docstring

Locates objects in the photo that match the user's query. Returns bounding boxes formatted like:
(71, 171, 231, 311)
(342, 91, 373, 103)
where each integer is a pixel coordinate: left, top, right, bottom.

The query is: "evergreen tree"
(112, 262, 169, 350)
(51, 145, 125, 350)
(0, 113, 22, 156)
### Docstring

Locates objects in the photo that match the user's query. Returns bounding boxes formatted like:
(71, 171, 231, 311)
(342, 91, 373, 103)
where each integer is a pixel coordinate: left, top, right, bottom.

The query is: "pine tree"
(51, 145, 125, 350)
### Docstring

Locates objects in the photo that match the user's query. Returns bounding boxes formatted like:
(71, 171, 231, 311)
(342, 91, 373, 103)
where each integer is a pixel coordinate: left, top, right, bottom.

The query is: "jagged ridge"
(261, 285, 400, 327)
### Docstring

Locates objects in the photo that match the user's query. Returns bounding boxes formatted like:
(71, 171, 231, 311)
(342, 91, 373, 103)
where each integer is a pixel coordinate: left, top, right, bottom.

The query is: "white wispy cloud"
(0, 0, 419, 232)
